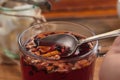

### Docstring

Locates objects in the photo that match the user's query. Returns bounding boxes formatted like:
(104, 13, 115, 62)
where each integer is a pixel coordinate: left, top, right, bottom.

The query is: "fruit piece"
(42, 50, 60, 57)
(38, 46, 51, 53)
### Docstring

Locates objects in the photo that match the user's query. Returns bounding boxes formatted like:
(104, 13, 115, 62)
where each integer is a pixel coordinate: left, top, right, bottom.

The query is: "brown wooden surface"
(49, 0, 117, 11)
(43, 0, 117, 19)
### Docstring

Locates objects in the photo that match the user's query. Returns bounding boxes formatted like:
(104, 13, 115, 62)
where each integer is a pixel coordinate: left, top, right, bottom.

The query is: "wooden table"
(44, 0, 117, 19)
(0, 17, 120, 80)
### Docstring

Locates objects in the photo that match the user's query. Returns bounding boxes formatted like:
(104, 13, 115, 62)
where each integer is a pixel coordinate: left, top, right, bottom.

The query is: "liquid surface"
(25, 32, 91, 59)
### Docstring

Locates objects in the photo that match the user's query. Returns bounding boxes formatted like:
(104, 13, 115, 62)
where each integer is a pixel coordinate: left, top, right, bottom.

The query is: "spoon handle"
(80, 29, 120, 44)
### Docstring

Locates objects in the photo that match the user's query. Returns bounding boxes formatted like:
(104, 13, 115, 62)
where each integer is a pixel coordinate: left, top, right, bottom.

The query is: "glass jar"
(18, 21, 99, 80)
(0, 1, 46, 60)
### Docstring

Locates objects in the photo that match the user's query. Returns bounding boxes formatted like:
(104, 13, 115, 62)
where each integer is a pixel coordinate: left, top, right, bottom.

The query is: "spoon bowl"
(39, 29, 120, 57)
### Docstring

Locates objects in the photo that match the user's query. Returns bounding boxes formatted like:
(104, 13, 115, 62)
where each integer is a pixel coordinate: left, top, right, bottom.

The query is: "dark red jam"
(20, 32, 96, 80)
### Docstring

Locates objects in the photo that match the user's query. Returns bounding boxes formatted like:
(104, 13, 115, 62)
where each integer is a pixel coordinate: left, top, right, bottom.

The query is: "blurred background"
(0, 0, 119, 80)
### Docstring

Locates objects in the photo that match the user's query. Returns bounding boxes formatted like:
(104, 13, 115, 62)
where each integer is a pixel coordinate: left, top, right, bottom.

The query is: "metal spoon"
(40, 29, 120, 57)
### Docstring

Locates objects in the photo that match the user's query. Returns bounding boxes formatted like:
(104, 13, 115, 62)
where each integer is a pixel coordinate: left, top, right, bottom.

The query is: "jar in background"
(0, 1, 46, 60)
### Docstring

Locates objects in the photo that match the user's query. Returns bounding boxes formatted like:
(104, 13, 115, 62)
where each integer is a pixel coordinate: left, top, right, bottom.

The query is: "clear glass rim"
(18, 21, 99, 61)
